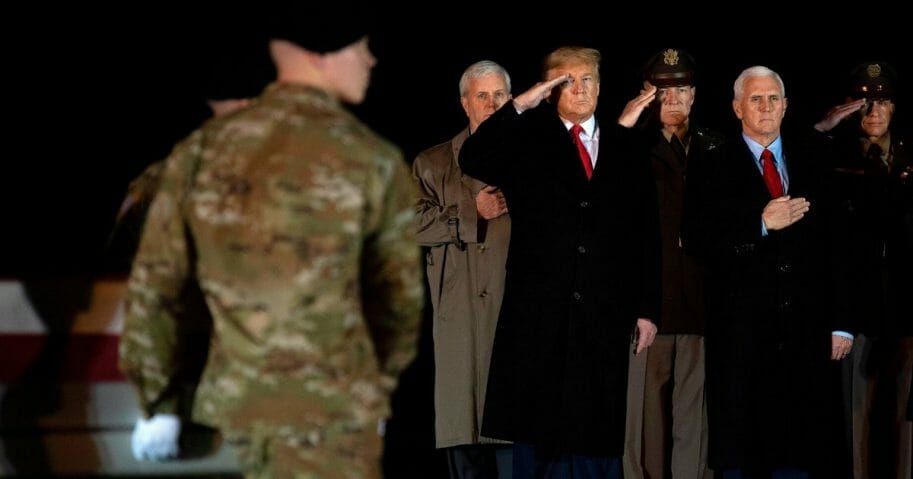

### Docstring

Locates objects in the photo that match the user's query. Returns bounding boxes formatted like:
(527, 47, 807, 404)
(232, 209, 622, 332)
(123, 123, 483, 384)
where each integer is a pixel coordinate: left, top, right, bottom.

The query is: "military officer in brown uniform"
(816, 61, 913, 479)
(623, 48, 720, 479)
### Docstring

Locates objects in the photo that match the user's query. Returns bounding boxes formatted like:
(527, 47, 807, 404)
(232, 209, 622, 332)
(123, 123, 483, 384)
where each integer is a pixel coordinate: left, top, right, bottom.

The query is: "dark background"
(5, 13, 909, 274)
(0, 10, 908, 477)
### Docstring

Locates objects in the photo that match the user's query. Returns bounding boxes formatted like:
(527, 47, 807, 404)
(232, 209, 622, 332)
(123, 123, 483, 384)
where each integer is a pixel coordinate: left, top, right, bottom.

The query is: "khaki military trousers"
(843, 334, 913, 479)
(624, 334, 712, 479)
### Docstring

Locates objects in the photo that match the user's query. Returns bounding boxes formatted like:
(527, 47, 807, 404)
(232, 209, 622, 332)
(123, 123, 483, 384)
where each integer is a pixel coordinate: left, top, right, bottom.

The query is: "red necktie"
(571, 124, 593, 180)
(761, 148, 783, 198)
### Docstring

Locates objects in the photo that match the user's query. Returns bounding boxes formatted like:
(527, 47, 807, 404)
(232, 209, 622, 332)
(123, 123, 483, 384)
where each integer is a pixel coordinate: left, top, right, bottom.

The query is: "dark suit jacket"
(459, 102, 660, 456)
(686, 130, 846, 474)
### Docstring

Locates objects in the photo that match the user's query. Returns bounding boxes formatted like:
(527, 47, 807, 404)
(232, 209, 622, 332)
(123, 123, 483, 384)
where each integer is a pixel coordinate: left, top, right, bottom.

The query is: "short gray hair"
(459, 60, 511, 97)
(733, 65, 786, 100)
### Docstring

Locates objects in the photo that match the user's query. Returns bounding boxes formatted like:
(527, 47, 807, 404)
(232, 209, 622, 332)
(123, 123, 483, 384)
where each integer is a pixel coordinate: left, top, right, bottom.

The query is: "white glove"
(131, 413, 181, 461)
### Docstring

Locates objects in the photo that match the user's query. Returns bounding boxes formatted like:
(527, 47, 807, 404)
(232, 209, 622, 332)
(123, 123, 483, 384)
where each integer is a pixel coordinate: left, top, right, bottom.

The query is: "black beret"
(849, 61, 897, 100)
(265, 4, 370, 54)
(643, 48, 696, 88)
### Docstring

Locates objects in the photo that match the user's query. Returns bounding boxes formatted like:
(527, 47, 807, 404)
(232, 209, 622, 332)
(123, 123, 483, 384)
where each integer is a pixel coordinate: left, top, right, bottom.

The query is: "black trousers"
(446, 444, 511, 479)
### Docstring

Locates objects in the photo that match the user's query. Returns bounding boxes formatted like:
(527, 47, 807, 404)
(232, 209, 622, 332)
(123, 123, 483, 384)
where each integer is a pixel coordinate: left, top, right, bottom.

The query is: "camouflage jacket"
(118, 83, 423, 435)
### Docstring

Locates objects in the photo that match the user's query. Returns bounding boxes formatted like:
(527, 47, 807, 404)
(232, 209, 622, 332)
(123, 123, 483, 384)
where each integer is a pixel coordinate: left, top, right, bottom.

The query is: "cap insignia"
(867, 63, 882, 79)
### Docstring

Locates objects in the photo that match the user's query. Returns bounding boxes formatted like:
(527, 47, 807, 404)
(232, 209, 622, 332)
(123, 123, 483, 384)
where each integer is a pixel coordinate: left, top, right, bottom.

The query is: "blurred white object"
(131, 413, 181, 461)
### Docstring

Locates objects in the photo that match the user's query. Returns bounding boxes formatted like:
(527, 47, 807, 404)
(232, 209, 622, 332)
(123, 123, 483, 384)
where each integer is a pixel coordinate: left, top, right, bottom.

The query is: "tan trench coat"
(413, 129, 510, 448)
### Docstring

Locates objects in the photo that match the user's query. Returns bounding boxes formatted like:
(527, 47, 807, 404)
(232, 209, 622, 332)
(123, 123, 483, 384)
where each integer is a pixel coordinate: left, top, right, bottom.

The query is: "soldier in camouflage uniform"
(118, 11, 423, 478)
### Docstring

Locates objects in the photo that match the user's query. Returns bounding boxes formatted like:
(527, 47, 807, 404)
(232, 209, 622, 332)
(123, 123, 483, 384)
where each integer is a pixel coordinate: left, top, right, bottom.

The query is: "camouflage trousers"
(225, 423, 382, 479)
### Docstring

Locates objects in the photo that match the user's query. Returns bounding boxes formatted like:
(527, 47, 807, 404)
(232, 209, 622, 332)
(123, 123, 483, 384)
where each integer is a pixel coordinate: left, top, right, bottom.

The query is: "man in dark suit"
(685, 66, 852, 478)
(459, 46, 661, 479)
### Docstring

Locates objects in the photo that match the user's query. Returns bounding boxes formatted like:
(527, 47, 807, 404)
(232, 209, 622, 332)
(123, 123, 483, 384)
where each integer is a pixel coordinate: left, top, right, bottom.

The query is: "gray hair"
(733, 65, 786, 100)
(459, 60, 512, 97)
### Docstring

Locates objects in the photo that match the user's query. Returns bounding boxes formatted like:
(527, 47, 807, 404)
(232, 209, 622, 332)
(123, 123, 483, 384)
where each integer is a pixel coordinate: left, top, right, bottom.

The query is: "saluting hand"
(618, 84, 657, 128)
(814, 98, 866, 133)
(512, 74, 571, 114)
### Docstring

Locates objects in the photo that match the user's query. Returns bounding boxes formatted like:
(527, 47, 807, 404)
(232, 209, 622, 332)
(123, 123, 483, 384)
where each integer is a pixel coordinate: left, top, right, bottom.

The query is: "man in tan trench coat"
(413, 60, 513, 478)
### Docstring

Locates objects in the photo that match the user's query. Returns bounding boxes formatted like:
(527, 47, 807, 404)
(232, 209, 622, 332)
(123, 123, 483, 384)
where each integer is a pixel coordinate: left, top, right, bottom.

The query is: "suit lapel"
(451, 128, 483, 192)
(736, 140, 771, 200)
(780, 136, 806, 197)
(450, 128, 469, 162)
(546, 113, 591, 188)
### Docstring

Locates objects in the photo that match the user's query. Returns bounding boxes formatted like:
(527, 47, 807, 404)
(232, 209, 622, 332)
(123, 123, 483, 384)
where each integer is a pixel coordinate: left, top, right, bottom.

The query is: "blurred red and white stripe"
(0, 278, 238, 476)
(0, 279, 125, 382)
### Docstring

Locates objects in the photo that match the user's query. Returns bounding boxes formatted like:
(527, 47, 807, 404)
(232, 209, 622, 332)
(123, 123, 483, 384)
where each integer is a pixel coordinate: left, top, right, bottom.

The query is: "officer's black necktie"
(866, 143, 887, 174)
(670, 134, 687, 166)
